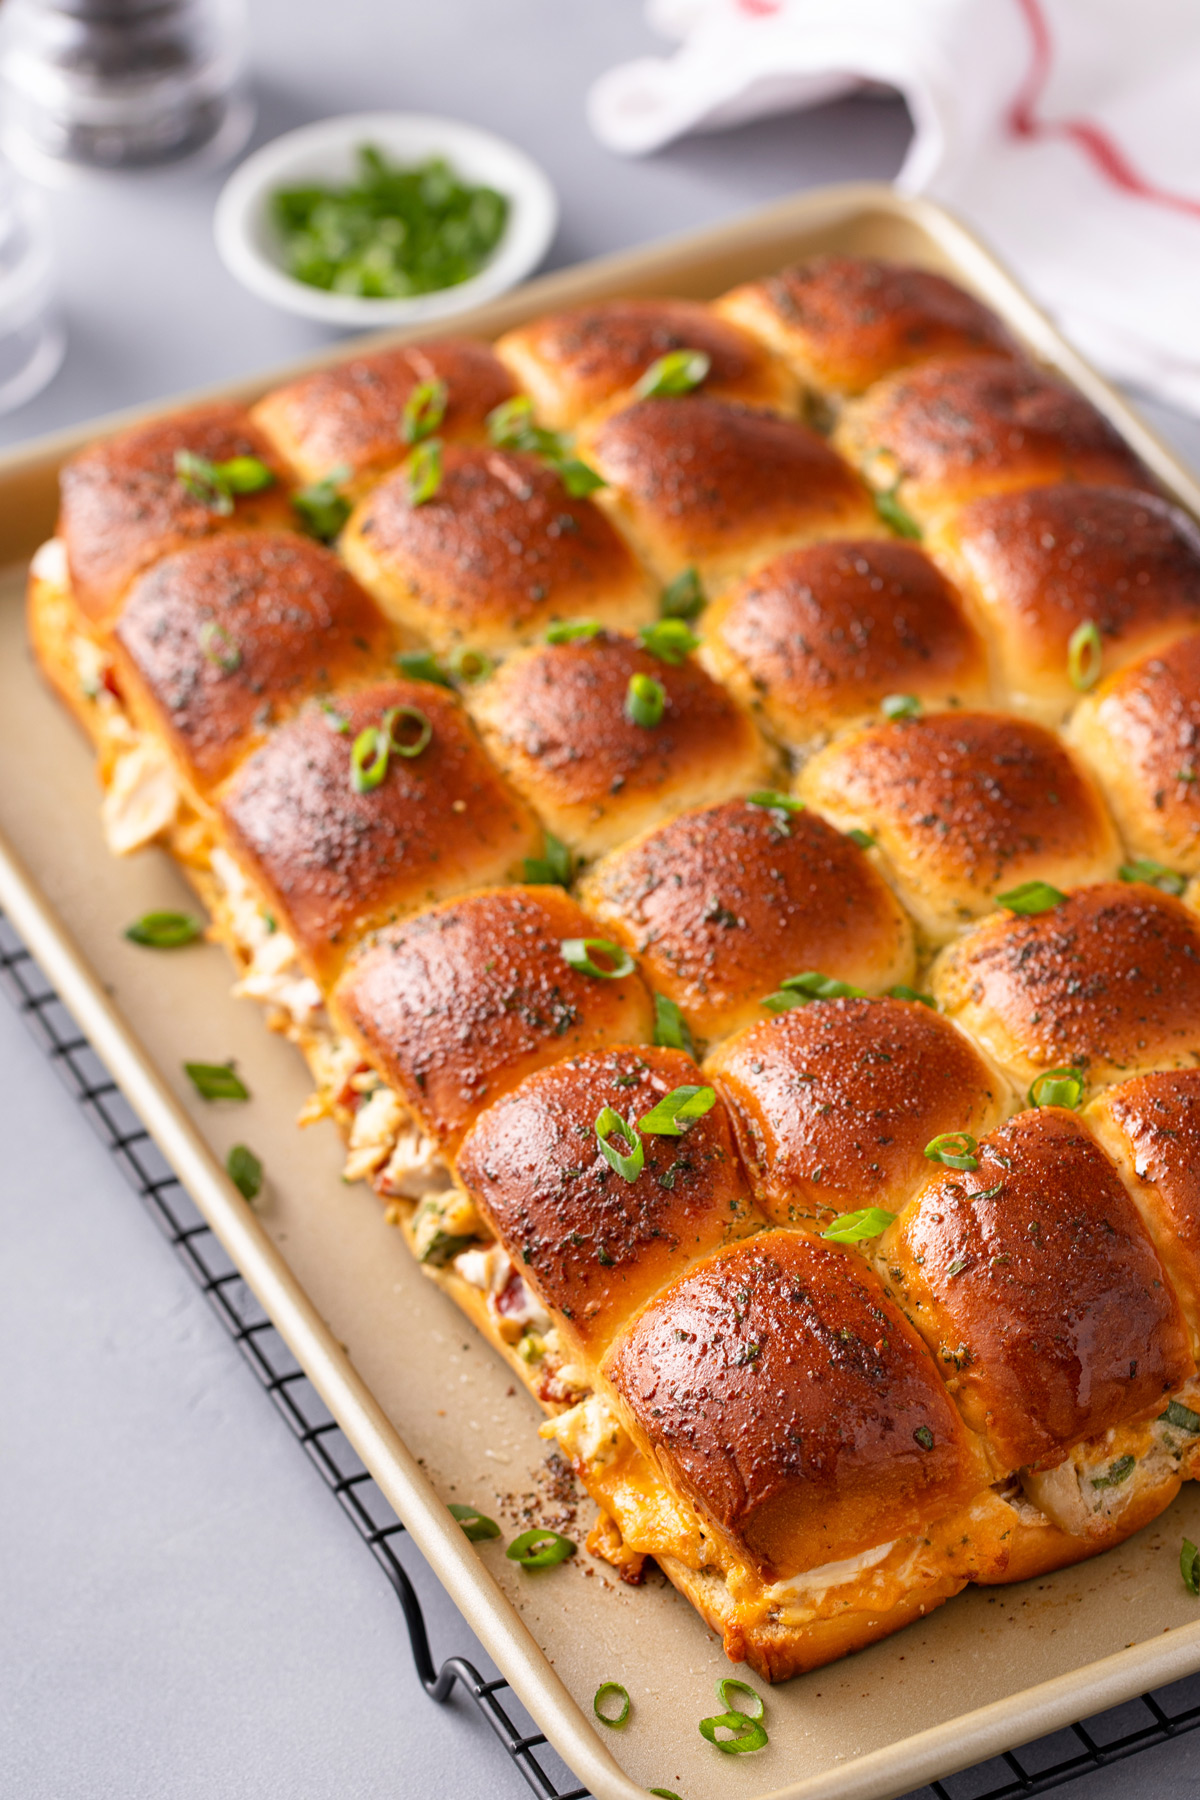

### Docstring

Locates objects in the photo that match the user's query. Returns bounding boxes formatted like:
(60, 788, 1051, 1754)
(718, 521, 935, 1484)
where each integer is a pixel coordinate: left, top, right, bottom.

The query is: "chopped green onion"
(320, 698, 352, 733)
(448, 1502, 501, 1542)
(557, 457, 606, 497)
(881, 692, 921, 721)
(593, 1682, 631, 1728)
(636, 348, 712, 399)
(1090, 1454, 1135, 1489)
(626, 672, 666, 728)
(184, 1061, 249, 1101)
(395, 649, 453, 688)
(821, 1207, 897, 1243)
(660, 566, 705, 620)
(889, 984, 935, 1008)
(715, 1678, 764, 1721)
(1183, 1537, 1200, 1596)
(406, 437, 443, 505)
(1161, 1399, 1200, 1433)
(226, 1143, 262, 1201)
(198, 620, 241, 672)
(351, 724, 389, 793)
(1068, 619, 1103, 692)
(595, 1107, 644, 1183)
(447, 644, 493, 684)
(175, 449, 275, 514)
(873, 486, 923, 539)
(761, 970, 866, 1012)
(996, 879, 1066, 915)
(652, 992, 695, 1056)
(747, 789, 803, 817)
(639, 1084, 716, 1136)
(1120, 859, 1187, 897)
(485, 397, 605, 494)
(699, 1710, 769, 1755)
(1028, 1067, 1085, 1110)
(649, 1791, 683, 1799)
(847, 828, 876, 849)
(487, 395, 537, 446)
(124, 910, 204, 948)
(402, 378, 448, 445)
(292, 465, 352, 541)
(561, 937, 635, 980)
(522, 833, 574, 887)
(914, 1425, 936, 1451)
(545, 618, 604, 644)
(638, 618, 700, 664)
(924, 1131, 979, 1171)
(385, 704, 433, 758)
(505, 1527, 576, 1568)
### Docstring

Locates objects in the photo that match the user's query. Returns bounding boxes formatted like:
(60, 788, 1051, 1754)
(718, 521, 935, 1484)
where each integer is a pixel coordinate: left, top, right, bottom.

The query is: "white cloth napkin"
(589, 0, 1200, 416)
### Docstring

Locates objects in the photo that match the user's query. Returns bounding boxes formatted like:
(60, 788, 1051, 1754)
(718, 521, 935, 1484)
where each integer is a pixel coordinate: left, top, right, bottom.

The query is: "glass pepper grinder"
(0, 0, 252, 176)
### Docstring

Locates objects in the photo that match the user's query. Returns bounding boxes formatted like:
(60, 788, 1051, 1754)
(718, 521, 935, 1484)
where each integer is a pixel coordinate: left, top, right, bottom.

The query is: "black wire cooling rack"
(4, 905, 1200, 1800)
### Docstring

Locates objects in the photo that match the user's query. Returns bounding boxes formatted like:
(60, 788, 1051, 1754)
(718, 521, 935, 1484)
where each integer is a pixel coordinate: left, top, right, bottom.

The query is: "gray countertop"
(4, 4, 1200, 1795)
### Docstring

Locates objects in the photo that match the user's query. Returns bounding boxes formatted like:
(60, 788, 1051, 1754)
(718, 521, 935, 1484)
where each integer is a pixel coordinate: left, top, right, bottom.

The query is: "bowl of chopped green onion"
(214, 112, 557, 326)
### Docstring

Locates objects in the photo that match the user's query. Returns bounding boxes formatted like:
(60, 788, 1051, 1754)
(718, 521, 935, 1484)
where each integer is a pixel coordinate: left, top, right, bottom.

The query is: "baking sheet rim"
(6, 180, 1200, 1800)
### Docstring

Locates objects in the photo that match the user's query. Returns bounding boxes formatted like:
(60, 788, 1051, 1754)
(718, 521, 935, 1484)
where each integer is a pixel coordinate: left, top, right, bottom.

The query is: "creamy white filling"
(453, 1244, 552, 1334)
(376, 1118, 449, 1197)
(764, 1539, 896, 1604)
(543, 1394, 626, 1470)
(31, 536, 68, 585)
(102, 738, 179, 855)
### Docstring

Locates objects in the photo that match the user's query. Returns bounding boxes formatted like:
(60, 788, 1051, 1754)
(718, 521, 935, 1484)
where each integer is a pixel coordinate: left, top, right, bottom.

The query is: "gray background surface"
(4, 3, 1200, 1796)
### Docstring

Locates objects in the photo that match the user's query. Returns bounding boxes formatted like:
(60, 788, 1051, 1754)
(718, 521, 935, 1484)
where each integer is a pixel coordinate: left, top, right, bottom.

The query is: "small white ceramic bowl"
(214, 111, 558, 328)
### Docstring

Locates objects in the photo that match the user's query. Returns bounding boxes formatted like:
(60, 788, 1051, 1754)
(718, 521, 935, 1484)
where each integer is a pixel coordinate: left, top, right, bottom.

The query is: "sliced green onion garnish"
(351, 724, 390, 793)
(1183, 1537, 1200, 1596)
(447, 644, 493, 684)
(402, 377, 448, 445)
(1068, 619, 1103, 692)
(1090, 1454, 1135, 1489)
(652, 992, 695, 1056)
(996, 879, 1066, 914)
(660, 566, 705, 620)
(1028, 1066, 1085, 1110)
(448, 1502, 501, 1541)
(320, 698, 351, 733)
(881, 692, 921, 721)
(638, 618, 700, 664)
(747, 789, 803, 816)
(522, 832, 574, 887)
(847, 828, 876, 849)
(889, 984, 936, 1007)
(219, 454, 276, 494)
(545, 618, 604, 644)
(649, 1791, 683, 1799)
(914, 1425, 936, 1451)
(487, 395, 536, 446)
(636, 348, 712, 399)
(124, 910, 204, 948)
(505, 1527, 576, 1568)
(626, 672, 666, 728)
(715, 1678, 764, 1721)
(395, 649, 453, 688)
(761, 970, 866, 1012)
(175, 449, 275, 514)
(1120, 858, 1187, 896)
(821, 1207, 896, 1243)
(198, 619, 241, 672)
(406, 437, 443, 505)
(1161, 1399, 1200, 1434)
(184, 1060, 249, 1101)
(485, 397, 605, 493)
(557, 457, 606, 497)
(595, 1107, 644, 1183)
(226, 1143, 262, 1201)
(292, 464, 352, 541)
(561, 937, 635, 980)
(593, 1682, 631, 1728)
(384, 703, 433, 758)
(873, 487, 923, 539)
(698, 1710, 769, 1755)
(924, 1131, 979, 1170)
(639, 1084, 716, 1136)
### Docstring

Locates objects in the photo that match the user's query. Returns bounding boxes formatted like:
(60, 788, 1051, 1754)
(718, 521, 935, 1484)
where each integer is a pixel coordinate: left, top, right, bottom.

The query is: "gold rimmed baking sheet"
(4, 183, 1200, 1800)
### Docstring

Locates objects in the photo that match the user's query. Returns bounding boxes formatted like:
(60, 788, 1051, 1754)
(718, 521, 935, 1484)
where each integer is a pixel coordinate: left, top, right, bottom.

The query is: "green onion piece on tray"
(636, 347, 711, 399)
(1183, 1538, 1200, 1596)
(996, 879, 1066, 914)
(185, 1061, 250, 1101)
(821, 1207, 896, 1243)
(124, 910, 204, 948)
(595, 1107, 644, 1183)
(448, 1502, 501, 1542)
(625, 672, 665, 727)
(715, 1677, 764, 1721)
(561, 937, 635, 980)
(660, 566, 705, 620)
(522, 833, 574, 887)
(1068, 618, 1103, 692)
(639, 1085, 716, 1136)
(638, 618, 700, 664)
(1119, 858, 1187, 896)
(649, 1791, 683, 1799)
(699, 1710, 769, 1755)
(652, 993, 695, 1056)
(226, 1144, 262, 1201)
(402, 377, 448, 445)
(924, 1131, 979, 1170)
(1027, 1067, 1085, 1110)
(505, 1527, 576, 1568)
(593, 1682, 631, 1728)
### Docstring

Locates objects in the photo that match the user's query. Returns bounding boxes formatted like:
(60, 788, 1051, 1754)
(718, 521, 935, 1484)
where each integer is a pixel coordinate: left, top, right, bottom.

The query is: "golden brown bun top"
(837, 356, 1145, 514)
(607, 1228, 988, 1581)
(801, 711, 1116, 910)
(706, 540, 988, 742)
(467, 631, 764, 844)
(454, 1046, 758, 1361)
(1075, 630, 1200, 853)
(885, 1107, 1193, 1471)
(218, 680, 539, 982)
(59, 403, 295, 623)
(719, 256, 1016, 394)
(348, 445, 650, 648)
(933, 881, 1200, 1082)
(251, 338, 516, 488)
(494, 297, 795, 427)
(113, 534, 393, 792)
(579, 395, 873, 569)
(705, 996, 1004, 1226)
(332, 886, 655, 1152)
(578, 797, 914, 1046)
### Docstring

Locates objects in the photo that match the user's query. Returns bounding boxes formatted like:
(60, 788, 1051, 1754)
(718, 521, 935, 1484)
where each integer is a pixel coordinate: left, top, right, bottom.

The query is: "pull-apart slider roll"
(494, 297, 798, 429)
